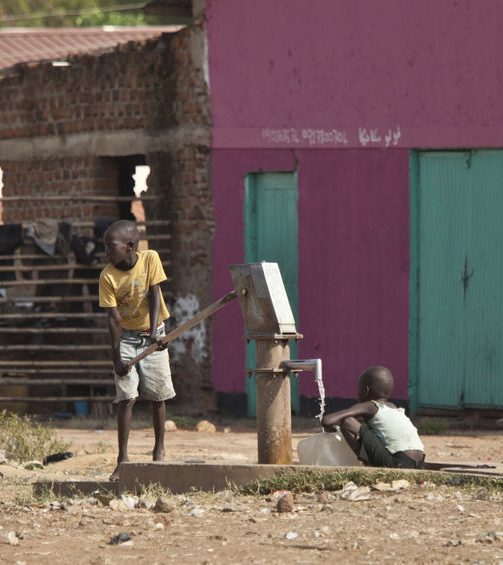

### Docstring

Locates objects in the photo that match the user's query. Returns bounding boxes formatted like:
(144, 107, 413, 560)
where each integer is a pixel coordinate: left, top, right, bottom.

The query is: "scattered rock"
(189, 506, 206, 518)
(6, 531, 19, 546)
(139, 499, 156, 510)
(476, 535, 495, 544)
(94, 493, 114, 506)
(154, 496, 176, 513)
(317, 491, 333, 503)
(284, 530, 299, 540)
(473, 487, 490, 501)
(277, 492, 294, 513)
(196, 420, 216, 433)
(372, 481, 394, 491)
(165, 420, 178, 432)
(189, 506, 205, 517)
(108, 532, 132, 545)
(154, 515, 171, 527)
(109, 499, 127, 511)
(43, 452, 73, 465)
(444, 539, 462, 547)
(391, 479, 410, 490)
(49, 501, 67, 511)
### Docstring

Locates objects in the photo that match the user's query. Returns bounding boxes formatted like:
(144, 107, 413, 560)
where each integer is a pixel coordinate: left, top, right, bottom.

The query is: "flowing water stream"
(315, 376, 326, 424)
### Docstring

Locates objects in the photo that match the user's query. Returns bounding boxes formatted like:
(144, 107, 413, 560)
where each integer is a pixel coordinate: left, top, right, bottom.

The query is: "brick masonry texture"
(0, 29, 209, 139)
(0, 25, 215, 410)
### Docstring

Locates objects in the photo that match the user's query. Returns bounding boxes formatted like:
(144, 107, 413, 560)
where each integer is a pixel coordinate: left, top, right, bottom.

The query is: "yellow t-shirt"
(99, 250, 170, 330)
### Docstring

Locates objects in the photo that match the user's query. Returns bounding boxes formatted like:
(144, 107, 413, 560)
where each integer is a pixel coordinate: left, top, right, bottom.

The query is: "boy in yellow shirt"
(99, 220, 175, 481)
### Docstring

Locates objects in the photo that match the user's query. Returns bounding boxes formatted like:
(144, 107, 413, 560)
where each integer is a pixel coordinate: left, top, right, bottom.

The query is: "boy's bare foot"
(109, 463, 122, 482)
(153, 447, 165, 462)
(109, 456, 129, 481)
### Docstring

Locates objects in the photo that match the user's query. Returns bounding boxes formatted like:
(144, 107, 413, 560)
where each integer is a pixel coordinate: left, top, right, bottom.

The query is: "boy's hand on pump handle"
(150, 335, 167, 350)
(113, 358, 130, 378)
(111, 338, 166, 382)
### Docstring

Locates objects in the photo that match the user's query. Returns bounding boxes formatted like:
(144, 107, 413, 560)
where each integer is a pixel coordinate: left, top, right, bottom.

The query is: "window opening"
(132, 164, 150, 250)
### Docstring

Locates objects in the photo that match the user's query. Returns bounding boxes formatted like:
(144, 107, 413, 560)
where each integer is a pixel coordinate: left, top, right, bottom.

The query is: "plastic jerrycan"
(297, 431, 362, 466)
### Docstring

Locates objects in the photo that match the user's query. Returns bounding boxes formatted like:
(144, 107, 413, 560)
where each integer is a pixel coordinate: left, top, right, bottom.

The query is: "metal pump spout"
(281, 358, 323, 382)
(282, 359, 326, 423)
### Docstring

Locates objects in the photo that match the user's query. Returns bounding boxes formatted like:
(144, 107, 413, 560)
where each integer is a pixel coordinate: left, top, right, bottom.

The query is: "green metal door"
(244, 172, 299, 417)
(411, 150, 503, 409)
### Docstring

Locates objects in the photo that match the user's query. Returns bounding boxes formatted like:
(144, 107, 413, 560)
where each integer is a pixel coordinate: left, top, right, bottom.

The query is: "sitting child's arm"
(321, 401, 377, 432)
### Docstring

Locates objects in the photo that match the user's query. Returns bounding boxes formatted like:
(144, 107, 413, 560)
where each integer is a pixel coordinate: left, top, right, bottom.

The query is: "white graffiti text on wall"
(261, 127, 348, 147)
(358, 126, 401, 147)
(260, 125, 402, 148)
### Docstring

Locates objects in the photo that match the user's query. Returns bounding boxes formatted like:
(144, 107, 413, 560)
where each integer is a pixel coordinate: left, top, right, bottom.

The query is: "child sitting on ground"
(321, 366, 425, 468)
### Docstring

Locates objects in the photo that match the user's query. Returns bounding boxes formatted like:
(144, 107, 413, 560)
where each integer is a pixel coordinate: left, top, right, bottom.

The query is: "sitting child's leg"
(358, 422, 397, 467)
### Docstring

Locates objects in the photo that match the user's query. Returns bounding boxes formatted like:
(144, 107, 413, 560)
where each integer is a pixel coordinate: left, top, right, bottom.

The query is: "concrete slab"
(118, 461, 360, 493)
(33, 480, 120, 498)
(33, 460, 503, 499)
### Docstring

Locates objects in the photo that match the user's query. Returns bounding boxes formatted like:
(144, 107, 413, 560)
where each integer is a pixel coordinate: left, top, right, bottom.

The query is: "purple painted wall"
(297, 150, 410, 398)
(211, 148, 409, 400)
(207, 0, 502, 402)
(208, 0, 503, 151)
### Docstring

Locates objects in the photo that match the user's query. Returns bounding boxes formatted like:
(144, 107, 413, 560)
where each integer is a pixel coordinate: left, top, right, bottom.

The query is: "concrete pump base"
(34, 460, 503, 498)
(118, 461, 327, 493)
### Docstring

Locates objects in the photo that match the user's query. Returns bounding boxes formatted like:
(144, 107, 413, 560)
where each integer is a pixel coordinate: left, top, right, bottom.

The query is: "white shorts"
(114, 323, 176, 403)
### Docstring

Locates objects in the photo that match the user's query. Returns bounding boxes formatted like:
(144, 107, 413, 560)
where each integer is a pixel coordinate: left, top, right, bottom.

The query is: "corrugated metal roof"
(0, 26, 182, 71)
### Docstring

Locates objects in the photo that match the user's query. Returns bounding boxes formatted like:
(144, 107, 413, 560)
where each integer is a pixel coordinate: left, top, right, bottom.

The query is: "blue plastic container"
(74, 401, 89, 417)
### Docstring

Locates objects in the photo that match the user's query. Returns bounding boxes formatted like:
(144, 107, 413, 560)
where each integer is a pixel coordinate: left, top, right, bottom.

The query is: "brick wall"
(0, 25, 215, 411)
(2, 157, 118, 223)
(0, 28, 209, 140)
(146, 142, 215, 410)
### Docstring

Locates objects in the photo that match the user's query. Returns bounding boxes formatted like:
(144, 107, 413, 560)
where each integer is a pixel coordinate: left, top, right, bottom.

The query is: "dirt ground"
(2, 422, 503, 564)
